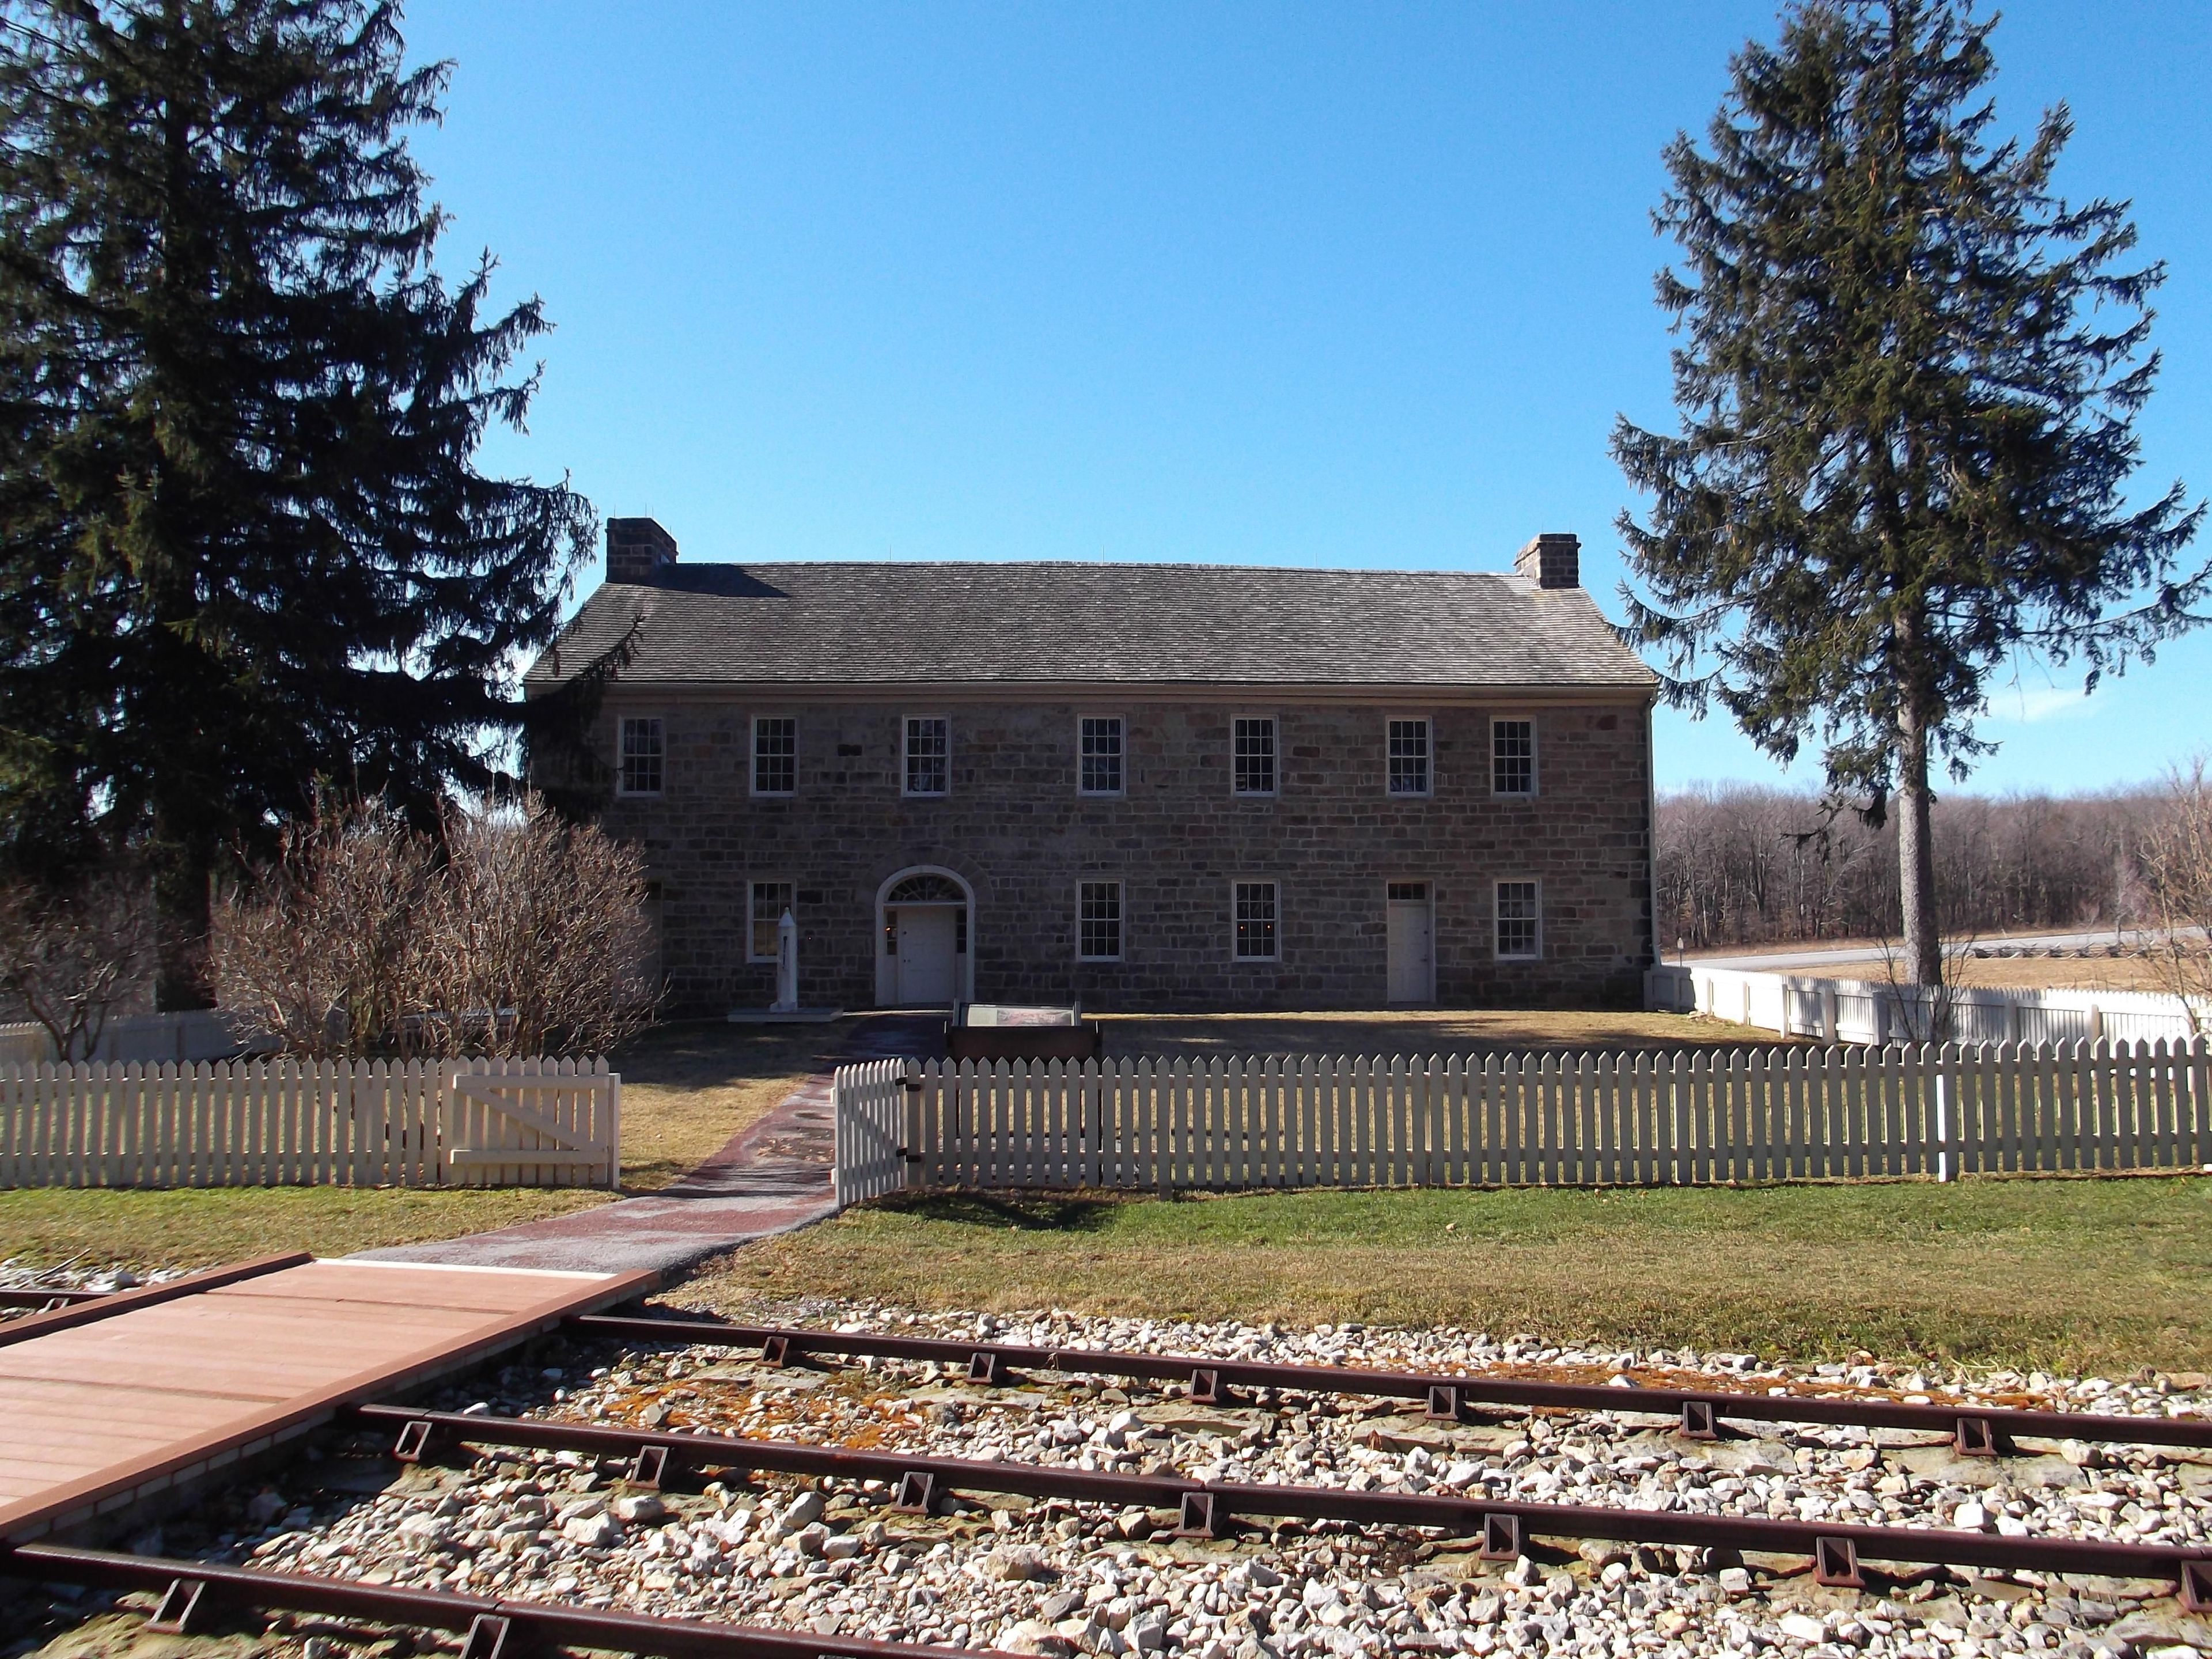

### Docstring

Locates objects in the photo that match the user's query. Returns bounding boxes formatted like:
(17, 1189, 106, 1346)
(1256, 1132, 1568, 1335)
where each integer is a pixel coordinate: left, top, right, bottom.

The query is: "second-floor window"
(618, 717, 663, 796)
(1233, 717, 1277, 795)
(904, 716, 949, 796)
(753, 717, 796, 795)
(1493, 718, 1536, 796)
(1388, 718, 1430, 794)
(1079, 716, 1123, 795)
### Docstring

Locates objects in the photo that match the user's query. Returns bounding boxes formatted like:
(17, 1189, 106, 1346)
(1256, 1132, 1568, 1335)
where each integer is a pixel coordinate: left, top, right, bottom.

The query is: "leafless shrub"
(420, 797, 657, 1058)
(2138, 760, 2212, 1032)
(0, 872, 154, 1060)
(210, 794, 657, 1060)
(209, 802, 437, 1059)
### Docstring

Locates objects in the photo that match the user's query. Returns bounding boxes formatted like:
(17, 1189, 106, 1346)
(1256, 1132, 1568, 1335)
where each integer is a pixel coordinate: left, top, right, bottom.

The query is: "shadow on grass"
(868, 1190, 1128, 1232)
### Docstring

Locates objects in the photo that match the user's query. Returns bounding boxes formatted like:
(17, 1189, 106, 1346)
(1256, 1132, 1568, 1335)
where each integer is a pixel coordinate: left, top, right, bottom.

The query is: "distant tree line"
(1655, 784, 2154, 952)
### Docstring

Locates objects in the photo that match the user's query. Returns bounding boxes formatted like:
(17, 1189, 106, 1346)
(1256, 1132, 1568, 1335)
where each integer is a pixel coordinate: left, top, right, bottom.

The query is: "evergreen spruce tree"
(1613, 0, 2206, 992)
(0, 0, 593, 1005)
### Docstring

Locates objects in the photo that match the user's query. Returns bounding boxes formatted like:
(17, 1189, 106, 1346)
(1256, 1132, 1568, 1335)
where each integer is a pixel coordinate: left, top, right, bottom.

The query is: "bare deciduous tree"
(209, 802, 438, 1059)
(0, 873, 153, 1060)
(2138, 760, 2212, 1030)
(424, 799, 657, 1058)
(210, 794, 656, 1059)
(1657, 783, 2152, 956)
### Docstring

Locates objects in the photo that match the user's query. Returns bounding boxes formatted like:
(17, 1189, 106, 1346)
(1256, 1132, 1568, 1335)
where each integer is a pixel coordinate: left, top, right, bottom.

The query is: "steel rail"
(567, 1312, 2212, 1457)
(347, 1402, 2212, 1605)
(0, 1288, 107, 1310)
(0, 1539, 1017, 1659)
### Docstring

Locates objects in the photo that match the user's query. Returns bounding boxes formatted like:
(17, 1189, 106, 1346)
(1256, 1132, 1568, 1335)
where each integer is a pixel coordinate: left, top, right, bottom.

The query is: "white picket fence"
(1646, 963, 2209, 1046)
(0, 1056, 620, 1190)
(832, 1039, 2212, 1204)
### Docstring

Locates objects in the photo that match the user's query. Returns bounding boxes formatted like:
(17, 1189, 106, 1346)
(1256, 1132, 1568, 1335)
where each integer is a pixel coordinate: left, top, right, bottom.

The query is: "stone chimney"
(1514, 532, 1580, 590)
(607, 517, 679, 584)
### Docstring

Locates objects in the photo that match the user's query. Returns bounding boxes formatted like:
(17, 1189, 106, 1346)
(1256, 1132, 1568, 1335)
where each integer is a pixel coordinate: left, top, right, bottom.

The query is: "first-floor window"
(618, 717, 664, 796)
(1234, 880, 1279, 960)
(753, 716, 796, 794)
(749, 881, 795, 962)
(1388, 718, 1430, 794)
(1495, 880, 1541, 959)
(1078, 881, 1123, 960)
(905, 716, 949, 796)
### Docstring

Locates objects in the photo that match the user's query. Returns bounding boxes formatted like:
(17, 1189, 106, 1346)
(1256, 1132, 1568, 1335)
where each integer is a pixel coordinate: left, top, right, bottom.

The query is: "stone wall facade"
(589, 693, 1656, 1014)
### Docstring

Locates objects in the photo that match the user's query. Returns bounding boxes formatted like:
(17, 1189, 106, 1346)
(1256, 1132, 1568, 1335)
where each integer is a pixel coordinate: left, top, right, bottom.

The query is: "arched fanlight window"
(887, 873, 964, 904)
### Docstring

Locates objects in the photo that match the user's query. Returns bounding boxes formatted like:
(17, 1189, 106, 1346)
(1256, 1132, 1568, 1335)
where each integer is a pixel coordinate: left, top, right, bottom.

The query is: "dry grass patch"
(0, 1184, 611, 1274)
(611, 1016, 863, 1189)
(1094, 1009, 1796, 1062)
(1941, 955, 2183, 995)
(691, 1175, 2212, 1374)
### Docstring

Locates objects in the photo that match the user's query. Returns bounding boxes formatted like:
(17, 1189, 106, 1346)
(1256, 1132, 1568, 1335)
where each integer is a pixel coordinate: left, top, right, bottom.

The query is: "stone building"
(527, 519, 1659, 1014)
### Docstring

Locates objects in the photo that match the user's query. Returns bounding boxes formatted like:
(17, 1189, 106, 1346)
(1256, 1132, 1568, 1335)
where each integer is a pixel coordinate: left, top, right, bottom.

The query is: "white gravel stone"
(110, 1293, 2208, 1659)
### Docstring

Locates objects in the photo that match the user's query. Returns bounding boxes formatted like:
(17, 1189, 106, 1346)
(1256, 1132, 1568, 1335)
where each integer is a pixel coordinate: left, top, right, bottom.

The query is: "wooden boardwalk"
(0, 1253, 653, 1542)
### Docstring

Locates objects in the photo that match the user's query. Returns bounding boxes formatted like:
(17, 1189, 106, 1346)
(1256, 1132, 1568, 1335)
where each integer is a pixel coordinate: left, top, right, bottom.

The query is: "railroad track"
(346, 1400, 2212, 1607)
(9, 1280, 2209, 1658)
(0, 1539, 1020, 1659)
(569, 1310, 2212, 1457)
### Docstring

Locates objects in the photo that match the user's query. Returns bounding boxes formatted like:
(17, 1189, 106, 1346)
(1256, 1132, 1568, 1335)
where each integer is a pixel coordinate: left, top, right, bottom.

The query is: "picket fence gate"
(832, 1038, 2212, 1205)
(0, 1055, 620, 1190)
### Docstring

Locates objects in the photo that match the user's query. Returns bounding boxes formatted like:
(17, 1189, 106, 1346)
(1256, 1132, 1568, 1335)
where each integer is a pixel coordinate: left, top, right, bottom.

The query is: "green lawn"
(691, 1173, 2212, 1376)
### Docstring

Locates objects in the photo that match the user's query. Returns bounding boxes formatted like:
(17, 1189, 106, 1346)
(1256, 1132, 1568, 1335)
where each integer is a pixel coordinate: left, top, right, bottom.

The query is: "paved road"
(355, 1014, 940, 1277)
(1681, 928, 2161, 973)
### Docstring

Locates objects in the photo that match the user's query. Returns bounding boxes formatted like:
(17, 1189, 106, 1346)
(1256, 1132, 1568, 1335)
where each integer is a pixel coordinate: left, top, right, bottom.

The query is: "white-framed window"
(753, 716, 796, 796)
(1388, 717, 1431, 796)
(1495, 878, 1542, 960)
(1078, 715, 1124, 796)
(1493, 717, 1537, 796)
(1233, 716, 1277, 796)
(618, 717, 664, 796)
(1078, 880, 1123, 961)
(748, 879, 796, 963)
(1233, 880, 1279, 960)
(904, 715, 949, 796)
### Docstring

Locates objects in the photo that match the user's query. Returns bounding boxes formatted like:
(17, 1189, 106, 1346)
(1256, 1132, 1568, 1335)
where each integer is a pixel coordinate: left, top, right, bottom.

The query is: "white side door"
(1387, 887, 1434, 1003)
(896, 906, 959, 1005)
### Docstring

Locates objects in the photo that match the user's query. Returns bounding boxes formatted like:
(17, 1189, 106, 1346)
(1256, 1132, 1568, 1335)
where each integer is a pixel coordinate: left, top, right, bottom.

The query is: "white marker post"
(772, 908, 799, 1014)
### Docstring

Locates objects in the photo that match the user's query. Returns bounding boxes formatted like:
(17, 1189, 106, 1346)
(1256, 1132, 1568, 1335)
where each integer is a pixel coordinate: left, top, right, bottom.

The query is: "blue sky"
(404, 0, 2212, 797)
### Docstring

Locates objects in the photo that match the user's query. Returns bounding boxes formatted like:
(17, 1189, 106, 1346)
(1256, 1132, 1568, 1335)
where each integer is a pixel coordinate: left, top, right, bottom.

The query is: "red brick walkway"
(358, 1015, 939, 1275)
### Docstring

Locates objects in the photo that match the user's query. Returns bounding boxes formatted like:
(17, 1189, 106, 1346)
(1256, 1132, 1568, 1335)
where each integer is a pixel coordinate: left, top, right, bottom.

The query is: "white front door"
(1387, 887, 1434, 1003)
(895, 906, 959, 1005)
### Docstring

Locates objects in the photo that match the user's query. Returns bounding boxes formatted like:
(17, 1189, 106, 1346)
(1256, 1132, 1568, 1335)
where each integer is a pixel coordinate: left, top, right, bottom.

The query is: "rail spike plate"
(893, 1471, 938, 1514)
(627, 1443, 671, 1489)
(1479, 1513, 1522, 1561)
(146, 1577, 206, 1635)
(2182, 1560, 2211, 1615)
(460, 1613, 511, 1659)
(1814, 1537, 1864, 1589)
(1955, 1416, 2000, 1458)
(1177, 1491, 1225, 1539)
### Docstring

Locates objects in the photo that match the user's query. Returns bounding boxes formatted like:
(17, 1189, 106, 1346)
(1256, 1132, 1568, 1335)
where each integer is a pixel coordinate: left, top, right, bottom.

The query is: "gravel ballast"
(40, 1300, 2212, 1659)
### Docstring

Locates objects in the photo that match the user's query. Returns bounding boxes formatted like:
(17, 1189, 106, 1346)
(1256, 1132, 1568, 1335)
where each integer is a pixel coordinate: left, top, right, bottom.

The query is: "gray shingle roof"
(524, 562, 1656, 692)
